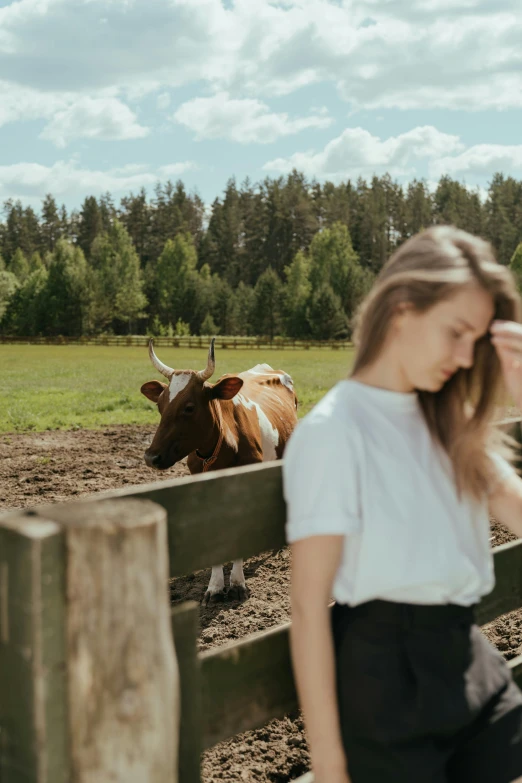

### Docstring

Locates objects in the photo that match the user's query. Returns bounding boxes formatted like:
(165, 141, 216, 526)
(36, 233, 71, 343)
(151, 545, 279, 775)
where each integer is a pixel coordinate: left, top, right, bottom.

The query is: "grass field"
(0, 344, 354, 433)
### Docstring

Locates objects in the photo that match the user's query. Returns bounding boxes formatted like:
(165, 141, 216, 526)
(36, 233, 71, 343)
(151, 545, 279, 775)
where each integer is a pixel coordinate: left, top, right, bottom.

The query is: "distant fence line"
(0, 335, 352, 350)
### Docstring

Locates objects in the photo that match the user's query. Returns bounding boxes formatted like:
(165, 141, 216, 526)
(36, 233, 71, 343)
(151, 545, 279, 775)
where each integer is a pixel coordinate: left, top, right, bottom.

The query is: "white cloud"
(222, 2, 522, 111)
(0, 81, 150, 151)
(173, 92, 332, 143)
(39, 97, 149, 147)
(264, 123, 522, 187)
(0, 0, 238, 93)
(0, 159, 198, 203)
(0, 80, 70, 127)
(0, 0, 520, 115)
(333, 13, 522, 111)
(430, 144, 522, 178)
(157, 92, 171, 111)
(352, 76, 522, 112)
(263, 125, 464, 178)
(158, 162, 198, 177)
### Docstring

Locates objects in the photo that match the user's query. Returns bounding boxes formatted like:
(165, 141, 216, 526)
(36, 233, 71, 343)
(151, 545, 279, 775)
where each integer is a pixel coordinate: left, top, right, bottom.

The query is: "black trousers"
(331, 600, 522, 783)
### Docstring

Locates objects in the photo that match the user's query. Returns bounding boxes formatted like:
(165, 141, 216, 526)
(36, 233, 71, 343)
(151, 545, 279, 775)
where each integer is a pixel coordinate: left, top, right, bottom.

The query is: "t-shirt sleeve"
(486, 449, 517, 494)
(282, 414, 362, 543)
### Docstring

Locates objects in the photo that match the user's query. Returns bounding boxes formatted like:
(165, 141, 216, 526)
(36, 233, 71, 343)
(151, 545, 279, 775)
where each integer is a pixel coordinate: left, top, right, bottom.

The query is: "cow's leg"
(202, 565, 226, 605)
(227, 559, 250, 602)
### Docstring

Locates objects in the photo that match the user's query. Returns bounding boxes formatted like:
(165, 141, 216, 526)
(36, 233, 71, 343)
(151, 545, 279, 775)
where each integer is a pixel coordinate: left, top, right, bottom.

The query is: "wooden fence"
(1, 419, 522, 783)
(0, 335, 350, 351)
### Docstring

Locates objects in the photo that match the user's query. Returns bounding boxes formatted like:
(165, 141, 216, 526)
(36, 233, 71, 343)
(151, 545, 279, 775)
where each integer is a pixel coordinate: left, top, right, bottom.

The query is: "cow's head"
(141, 338, 243, 470)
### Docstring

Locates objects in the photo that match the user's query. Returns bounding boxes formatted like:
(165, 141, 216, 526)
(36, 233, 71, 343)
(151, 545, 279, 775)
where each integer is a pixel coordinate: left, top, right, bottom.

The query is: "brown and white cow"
(140, 338, 298, 604)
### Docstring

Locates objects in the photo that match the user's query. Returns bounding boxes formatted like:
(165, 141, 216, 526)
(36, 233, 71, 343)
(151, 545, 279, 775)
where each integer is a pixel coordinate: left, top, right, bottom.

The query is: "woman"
(283, 226, 522, 783)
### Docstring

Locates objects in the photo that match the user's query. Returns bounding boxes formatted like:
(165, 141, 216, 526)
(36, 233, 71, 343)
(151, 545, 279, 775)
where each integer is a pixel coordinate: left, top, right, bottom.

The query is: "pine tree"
(89, 220, 147, 333)
(211, 275, 238, 335)
(199, 180, 242, 284)
(251, 267, 283, 340)
(235, 282, 256, 336)
(2, 200, 24, 261)
(2, 202, 42, 260)
(59, 204, 69, 238)
(237, 179, 266, 286)
(29, 252, 44, 274)
(114, 247, 148, 333)
(283, 250, 312, 338)
(23, 207, 42, 258)
(155, 233, 198, 327)
(77, 196, 104, 259)
(261, 171, 318, 279)
(149, 181, 186, 262)
(404, 180, 434, 237)
(9, 248, 30, 282)
(120, 188, 151, 266)
(1, 266, 48, 335)
(201, 312, 218, 335)
(308, 284, 349, 340)
(0, 270, 19, 320)
(43, 239, 90, 336)
(174, 318, 191, 336)
(41, 194, 63, 253)
(484, 174, 521, 265)
(99, 192, 117, 233)
(308, 222, 372, 321)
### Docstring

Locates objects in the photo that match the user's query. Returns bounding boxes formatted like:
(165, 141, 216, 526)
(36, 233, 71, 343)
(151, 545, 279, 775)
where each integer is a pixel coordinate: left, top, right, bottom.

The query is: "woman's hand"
(490, 320, 522, 408)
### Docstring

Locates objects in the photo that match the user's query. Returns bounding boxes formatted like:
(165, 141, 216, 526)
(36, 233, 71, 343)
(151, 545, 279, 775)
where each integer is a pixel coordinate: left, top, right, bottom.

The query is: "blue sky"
(1, 0, 521, 214)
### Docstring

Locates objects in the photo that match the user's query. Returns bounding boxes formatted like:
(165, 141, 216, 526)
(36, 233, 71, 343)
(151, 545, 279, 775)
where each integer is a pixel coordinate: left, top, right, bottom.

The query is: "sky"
(1, 0, 522, 214)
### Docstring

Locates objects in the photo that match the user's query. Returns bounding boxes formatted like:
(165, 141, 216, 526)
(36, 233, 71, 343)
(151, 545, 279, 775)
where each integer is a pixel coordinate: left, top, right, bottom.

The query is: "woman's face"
(394, 284, 495, 392)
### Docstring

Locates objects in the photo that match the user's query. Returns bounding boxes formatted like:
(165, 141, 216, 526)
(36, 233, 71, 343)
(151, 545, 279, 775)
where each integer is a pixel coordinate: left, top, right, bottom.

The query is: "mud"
(1, 425, 521, 782)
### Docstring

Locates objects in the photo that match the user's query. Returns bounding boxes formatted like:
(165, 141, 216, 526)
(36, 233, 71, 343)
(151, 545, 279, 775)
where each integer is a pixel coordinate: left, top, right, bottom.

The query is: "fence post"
(1, 499, 182, 783)
(54, 498, 180, 783)
(0, 511, 69, 783)
(171, 602, 201, 783)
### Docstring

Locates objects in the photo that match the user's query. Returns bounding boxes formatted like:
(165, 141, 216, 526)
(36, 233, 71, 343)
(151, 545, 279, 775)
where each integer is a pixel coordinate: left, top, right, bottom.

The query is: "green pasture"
(0, 344, 354, 433)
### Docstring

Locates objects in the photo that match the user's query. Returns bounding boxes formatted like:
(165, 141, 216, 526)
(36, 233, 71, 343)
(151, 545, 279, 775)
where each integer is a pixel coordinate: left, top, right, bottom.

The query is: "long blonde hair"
(351, 225, 522, 500)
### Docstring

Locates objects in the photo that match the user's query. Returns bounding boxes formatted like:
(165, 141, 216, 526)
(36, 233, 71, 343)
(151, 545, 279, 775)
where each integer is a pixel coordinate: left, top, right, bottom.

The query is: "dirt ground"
(1, 424, 521, 782)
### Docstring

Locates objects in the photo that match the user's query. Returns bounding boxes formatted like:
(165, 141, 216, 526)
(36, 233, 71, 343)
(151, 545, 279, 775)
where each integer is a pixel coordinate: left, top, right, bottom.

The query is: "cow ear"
(141, 380, 168, 403)
(207, 376, 243, 400)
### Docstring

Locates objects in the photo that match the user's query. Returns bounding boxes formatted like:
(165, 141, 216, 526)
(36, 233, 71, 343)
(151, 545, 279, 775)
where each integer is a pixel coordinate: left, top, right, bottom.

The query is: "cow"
(140, 337, 298, 604)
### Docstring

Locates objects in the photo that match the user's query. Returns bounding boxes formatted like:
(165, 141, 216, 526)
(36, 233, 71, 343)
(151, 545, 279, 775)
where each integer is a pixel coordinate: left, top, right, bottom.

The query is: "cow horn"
(197, 338, 216, 381)
(148, 338, 174, 379)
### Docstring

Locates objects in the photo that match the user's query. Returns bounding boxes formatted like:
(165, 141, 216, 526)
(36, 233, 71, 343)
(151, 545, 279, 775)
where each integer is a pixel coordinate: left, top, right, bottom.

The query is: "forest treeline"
(1, 171, 522, 339)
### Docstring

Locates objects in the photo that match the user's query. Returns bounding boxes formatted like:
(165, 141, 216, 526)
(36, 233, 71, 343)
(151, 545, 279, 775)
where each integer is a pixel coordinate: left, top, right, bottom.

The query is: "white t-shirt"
(283, 379, 515, 607)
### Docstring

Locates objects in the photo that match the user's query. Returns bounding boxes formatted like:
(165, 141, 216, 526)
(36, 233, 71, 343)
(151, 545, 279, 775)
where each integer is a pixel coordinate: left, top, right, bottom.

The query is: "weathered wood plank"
(200, 621, 297, 750)
(476, 539, 522, 625)
(50, 498, 180, 783)
(0, 512, 69, 783)
(44, 462, 288, 578)
(171, 602, 201, 783)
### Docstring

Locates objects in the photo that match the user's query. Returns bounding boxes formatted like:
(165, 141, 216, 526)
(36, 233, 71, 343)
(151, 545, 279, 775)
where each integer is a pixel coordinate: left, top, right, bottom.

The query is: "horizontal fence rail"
(0, 335, 351, 350)
(45, 461, 289, 576)
(1, 417, 522, 783)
